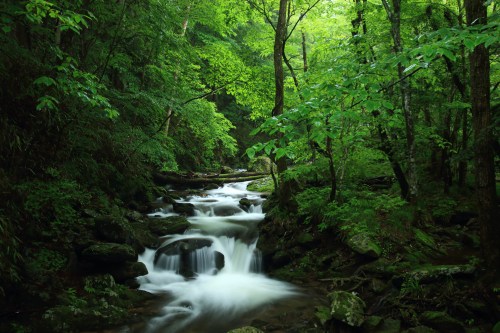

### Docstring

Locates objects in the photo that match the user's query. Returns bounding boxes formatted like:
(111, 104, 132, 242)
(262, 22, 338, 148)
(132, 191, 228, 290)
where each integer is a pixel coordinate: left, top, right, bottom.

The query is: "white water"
(136, 181, 298, 333)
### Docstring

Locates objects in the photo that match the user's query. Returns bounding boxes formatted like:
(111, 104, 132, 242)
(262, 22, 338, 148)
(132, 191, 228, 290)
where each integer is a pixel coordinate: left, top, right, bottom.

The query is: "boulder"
(346, 233, 382, 258)
(328, 290, 365, 327)
(227, 327, 264, 333)
(81, 243, 137, 264)
(399, 264, 475, 283)
(148, 216, 191, 235)
(403, 326, 438, 333)
(94, 215, 136, 245)
(419, 311, 464, 333)
(248, 156, 272, 173)
(173, 202, 195, 216)
(204, 183, 220, 190)
(220, 166, 235, 174)
(108, 261, 148, 282)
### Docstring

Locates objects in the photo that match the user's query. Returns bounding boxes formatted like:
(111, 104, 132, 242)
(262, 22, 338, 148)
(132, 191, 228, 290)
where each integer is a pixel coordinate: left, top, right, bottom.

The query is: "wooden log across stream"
(153, 171, 268, 187)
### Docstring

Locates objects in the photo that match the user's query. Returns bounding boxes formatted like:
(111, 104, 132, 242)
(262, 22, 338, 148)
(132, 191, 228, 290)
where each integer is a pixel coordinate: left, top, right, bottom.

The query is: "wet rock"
(399, 264, 475, 283)
(173, 202, 195, 216)
(419, 311, 464, 333)
(362, 315, 383, 331)
(81, 243, 137, 264)
(248, 156, 272, 173)
(148, 216, 191, 235)
(403, 326, 438, 333)
(94, 215, 135, 244)
(220, 166, 235, 174)
(328, 290, 366, 327)
(228, 327, 264, 333)
(239, 198, 253, 210)
(346, 233, 382, 258)
(108, 261, 148, 282)
(272, 250, 293, 268)
(375, 318, 401, 333)
(204, 183, 219, 190)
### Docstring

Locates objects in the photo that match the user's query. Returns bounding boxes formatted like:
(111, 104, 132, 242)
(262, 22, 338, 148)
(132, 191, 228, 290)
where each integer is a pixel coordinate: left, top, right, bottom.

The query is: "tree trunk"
(383, 0, 418, 202)
(273, 0, 292, 208)
(465, 0, 499, 275)
(165, 5, 190, 136)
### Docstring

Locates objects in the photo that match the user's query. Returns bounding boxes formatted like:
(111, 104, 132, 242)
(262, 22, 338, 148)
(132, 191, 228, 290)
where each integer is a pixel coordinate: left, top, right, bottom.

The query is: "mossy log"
(153, 171, 268, 186)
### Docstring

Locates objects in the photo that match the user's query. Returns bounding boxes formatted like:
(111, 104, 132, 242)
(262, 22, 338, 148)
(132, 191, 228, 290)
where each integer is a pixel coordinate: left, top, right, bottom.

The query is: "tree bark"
(465, 0, 499, 275)
(273, 0, 292, 208)
(383, 0, 418, 202)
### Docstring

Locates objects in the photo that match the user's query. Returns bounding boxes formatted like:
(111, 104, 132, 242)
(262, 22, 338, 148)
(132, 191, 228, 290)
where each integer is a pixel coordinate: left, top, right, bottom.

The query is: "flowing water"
(135, 181, 299, 333)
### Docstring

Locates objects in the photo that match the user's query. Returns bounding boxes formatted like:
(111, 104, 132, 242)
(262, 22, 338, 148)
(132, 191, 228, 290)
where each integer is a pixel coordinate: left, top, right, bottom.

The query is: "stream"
(132, 181, 301, 333)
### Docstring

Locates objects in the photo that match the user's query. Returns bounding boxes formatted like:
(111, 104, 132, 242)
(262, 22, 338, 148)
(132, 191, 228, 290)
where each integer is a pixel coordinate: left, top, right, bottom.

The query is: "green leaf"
(33, 76, 56, 87)
(246, 147, 256, 159)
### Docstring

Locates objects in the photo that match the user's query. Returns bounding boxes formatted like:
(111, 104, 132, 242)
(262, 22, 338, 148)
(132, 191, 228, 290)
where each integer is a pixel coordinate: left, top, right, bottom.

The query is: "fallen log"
(153, 171, 268, 187)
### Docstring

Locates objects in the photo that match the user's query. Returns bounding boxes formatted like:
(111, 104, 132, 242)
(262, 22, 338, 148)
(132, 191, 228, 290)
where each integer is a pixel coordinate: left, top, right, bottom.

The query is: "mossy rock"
(94, 215, 140, 249)
(401, 264, 475, 283)
(403, 326, 438, 333)
(220, 166, 235, 174)
(108, 261, 148, 282)
(420, 311, 464, 333)
(81, 243, 137, 264)
(328, 290, 365, 327)
(172, 202, 195, 216)
(227, 327, 264, 333)
(148, 216, 190, 235)
(248, 156, 272, 173)
(346, 233, 382, 258)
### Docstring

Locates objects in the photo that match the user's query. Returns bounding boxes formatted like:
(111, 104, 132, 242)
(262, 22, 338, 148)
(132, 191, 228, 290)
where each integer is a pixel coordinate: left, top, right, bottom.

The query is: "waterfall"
(136, 181, 298, 333)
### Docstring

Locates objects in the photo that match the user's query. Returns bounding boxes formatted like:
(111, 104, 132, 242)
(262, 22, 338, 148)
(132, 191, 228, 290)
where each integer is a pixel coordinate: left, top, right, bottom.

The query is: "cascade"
(136, 181, 298, 333)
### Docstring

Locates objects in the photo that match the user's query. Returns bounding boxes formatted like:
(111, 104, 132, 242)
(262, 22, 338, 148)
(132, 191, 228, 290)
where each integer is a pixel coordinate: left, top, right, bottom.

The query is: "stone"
(403, 326, 438, 333)
(239, 198, 253, 209)
(148, 216, 191, 235)
(227, 327, 264, 333)
(220, 166, 235, 174)
(248, 156, 272, 173)
(204, 183, 219, 190)
(94, 215, 136, 245)
(346, 233, 382, 258)
(297, 232, 314, 247)
(400, 264, 475, 283)
(420, 311, 464, 333)
(81, 243, 137, 264)
(108, 261, 148, 282)
(362, 315, 383, 331)
(375, 318, 401, 333)
(328, 290, 365, 327)
(173, 202, 195, 216)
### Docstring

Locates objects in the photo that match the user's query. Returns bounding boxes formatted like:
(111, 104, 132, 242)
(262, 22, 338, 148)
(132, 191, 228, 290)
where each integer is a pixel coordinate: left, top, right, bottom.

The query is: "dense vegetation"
(0, 0, 498, 332)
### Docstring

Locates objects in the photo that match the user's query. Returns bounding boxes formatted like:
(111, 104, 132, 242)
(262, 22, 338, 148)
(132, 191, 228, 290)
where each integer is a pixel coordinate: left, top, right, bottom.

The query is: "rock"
(400, 264, 475, 283)
(125, 210, 143, 221)
(362, 315, 383, 331)
(403, 326, 438, 333)
(148, 216, 191, 235)
(419, 311, 464, 333)
(328, 290, 365, 327)
(220, 166, 235, 174)
(108, 261, 148, 282)
(84, 274, 116, 290)
(204, 183, 219, 190)
(346, 233, 382, 258)
(375, 318, 401, 333)
(227, 327, 264, 333)
(81, 243, 137, 264)
(248, 156, 272, 173)
(239, 198, 253, 210)
(297, 232, 315, 248)
(272, 250, 293, 268)
(94, 215, 136, 245)
(173, 202, 195, 216)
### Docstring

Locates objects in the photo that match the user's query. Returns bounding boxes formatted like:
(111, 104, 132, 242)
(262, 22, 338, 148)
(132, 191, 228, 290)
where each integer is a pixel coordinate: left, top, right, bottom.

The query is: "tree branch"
(285, 0, 321, 41)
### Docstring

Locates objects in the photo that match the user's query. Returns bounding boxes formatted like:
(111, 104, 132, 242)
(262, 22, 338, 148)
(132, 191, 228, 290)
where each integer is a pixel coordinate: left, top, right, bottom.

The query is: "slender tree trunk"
(465, 0, 499, 275)
(165, 5, 190, 136)
(383, 0, 418, 202)
(325, 117, 337, 202)
(273, 0, 292, 208)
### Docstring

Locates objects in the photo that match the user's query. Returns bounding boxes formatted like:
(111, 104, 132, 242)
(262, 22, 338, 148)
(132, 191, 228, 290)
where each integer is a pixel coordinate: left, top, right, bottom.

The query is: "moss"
(328, 291, 366, 327)
(247, 176, 274, 192)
